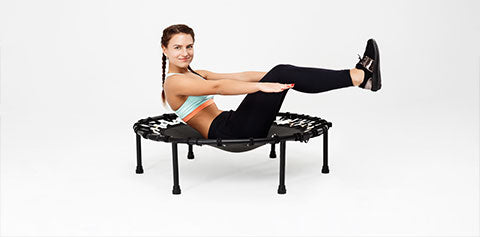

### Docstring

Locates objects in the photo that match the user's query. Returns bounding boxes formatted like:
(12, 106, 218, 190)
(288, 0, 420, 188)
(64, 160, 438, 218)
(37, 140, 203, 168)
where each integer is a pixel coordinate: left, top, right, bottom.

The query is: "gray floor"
(1, 0, 479, 236)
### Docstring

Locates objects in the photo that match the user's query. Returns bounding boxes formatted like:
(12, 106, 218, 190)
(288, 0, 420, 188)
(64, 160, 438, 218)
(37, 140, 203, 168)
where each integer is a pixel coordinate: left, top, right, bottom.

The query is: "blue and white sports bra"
(166, 72, 215, 123)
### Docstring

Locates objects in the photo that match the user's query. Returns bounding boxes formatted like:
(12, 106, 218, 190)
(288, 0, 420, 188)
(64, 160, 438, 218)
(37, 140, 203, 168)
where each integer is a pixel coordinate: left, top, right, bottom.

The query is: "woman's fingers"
(259, 82, 294, 93)
(282, 83, 295, 90)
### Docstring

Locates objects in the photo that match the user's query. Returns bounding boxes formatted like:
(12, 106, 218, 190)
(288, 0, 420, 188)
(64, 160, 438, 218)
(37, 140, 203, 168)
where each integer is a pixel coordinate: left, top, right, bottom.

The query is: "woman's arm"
(165, 74, 291, 97)
(196, 70, 267, 82)
(216, 79, 260, 95)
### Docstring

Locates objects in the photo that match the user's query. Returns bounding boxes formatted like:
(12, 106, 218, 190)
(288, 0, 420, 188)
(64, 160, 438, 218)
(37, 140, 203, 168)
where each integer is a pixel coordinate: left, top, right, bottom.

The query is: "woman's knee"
(272, 64, 293, 72)
(266, 64, 293, 81)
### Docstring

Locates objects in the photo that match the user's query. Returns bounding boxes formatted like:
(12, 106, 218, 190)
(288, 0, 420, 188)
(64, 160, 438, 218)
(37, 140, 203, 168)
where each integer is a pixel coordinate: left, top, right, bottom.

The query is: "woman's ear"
(161, 46, 166, 57)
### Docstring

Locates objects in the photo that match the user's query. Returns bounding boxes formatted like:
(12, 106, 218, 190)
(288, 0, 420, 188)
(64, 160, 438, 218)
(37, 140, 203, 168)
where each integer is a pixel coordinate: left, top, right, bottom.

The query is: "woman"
(160, 24, 381, 140)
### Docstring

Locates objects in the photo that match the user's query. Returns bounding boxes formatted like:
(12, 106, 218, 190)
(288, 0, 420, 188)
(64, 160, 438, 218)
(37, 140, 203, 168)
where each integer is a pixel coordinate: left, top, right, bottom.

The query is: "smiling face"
(162, 33, 194, 72)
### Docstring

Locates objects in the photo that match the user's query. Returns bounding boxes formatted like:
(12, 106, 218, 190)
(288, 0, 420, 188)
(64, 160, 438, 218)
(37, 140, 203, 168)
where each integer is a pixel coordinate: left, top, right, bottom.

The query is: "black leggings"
(207, 64, 354, 139)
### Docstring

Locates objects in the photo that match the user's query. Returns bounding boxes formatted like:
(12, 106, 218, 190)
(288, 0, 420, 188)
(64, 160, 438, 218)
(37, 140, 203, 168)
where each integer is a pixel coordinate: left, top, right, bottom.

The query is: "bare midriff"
(166, 93, 223, 139)
(182, 98, 215, 122)
(183, 102, 223, 139)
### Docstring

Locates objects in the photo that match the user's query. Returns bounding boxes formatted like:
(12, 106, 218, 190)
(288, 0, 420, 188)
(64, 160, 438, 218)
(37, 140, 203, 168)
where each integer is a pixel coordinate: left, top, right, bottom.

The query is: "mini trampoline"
(133, 111, 333, 194)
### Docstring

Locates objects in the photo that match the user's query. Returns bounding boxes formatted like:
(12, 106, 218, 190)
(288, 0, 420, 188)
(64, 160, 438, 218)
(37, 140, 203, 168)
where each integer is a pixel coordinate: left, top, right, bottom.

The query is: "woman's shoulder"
(194, 70, 208, 79)
(164, 70, 209, 92)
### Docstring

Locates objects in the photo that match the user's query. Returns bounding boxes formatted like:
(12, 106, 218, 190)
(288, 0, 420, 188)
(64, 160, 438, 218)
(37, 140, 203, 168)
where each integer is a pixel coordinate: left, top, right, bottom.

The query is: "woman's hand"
(257, 82, 295, 93)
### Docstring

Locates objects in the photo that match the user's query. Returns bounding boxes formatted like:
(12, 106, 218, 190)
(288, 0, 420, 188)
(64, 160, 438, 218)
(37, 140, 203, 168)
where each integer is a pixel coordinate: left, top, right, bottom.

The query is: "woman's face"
(162, 33, 194, 68)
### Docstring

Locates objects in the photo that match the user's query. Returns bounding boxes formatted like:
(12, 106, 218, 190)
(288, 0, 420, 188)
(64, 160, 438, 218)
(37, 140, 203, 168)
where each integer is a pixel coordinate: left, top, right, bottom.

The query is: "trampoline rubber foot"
(136, 166, 144, 174)
(172, 186, 181, 195)
(322, 166, 330, 174)
(277, 185, 286, 194)
(187, 144, 195, 159)
(269, 144, 276, 158)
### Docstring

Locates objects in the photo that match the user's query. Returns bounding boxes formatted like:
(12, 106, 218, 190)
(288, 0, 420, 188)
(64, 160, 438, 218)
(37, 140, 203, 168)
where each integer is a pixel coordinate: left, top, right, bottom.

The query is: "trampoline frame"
(133, 112, 332, 194)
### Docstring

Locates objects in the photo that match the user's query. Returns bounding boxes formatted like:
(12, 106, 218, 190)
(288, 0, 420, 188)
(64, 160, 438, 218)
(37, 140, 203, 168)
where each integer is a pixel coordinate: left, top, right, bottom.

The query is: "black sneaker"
(356, 38, 381, 91)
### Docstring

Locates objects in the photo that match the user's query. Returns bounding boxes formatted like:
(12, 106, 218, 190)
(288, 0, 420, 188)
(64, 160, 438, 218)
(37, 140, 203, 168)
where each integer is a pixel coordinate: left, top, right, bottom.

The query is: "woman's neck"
(168, 65, 189, 74)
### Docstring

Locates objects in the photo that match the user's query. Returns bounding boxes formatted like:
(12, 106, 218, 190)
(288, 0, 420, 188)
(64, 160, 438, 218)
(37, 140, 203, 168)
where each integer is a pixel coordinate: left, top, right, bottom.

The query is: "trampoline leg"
(277, 141, 287, 194)
(187, 144, 195, 159)
(172, 142, 181, 195)
(135, 134, 144, 174)
(322, 127, 330, 174)
(269, 143, 276, 158)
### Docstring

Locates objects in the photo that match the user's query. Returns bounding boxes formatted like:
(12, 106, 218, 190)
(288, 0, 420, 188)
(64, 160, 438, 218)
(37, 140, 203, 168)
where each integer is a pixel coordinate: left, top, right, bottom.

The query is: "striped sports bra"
(166, 72, 215, 123)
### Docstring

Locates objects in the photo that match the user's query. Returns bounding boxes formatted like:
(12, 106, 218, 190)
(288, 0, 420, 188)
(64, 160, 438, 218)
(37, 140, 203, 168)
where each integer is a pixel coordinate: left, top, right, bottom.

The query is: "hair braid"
(161, 53, 167, 107)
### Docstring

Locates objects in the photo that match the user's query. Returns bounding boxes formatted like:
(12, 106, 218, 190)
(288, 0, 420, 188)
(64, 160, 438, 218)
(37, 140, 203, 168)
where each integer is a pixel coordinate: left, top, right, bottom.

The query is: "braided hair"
(160, 24, 204, 109)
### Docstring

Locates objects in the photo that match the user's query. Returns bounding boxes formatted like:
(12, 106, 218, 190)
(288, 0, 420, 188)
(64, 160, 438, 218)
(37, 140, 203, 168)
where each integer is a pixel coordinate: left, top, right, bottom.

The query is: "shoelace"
(357, 53, 374, 70)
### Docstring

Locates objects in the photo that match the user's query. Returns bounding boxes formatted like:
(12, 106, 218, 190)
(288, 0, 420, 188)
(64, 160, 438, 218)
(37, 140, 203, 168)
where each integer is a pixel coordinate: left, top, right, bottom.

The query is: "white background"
(1, 0, 479, 236)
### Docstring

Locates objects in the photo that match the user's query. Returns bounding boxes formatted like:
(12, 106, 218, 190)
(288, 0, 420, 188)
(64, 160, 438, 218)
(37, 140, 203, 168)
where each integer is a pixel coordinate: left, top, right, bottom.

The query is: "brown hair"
(160, 24, 204, 109)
